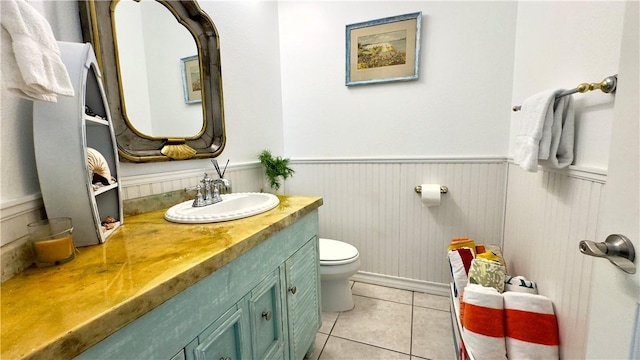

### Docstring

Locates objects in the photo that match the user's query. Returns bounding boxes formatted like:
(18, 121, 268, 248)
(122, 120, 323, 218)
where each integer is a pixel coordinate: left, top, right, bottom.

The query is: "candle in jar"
(33, 235, 75, 264)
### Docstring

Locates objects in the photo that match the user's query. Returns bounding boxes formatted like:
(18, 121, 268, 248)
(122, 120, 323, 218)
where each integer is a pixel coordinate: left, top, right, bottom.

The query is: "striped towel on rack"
(448, 247, 474, 297)
(462, 284, 508, 360)
(503, 292, 559, 359)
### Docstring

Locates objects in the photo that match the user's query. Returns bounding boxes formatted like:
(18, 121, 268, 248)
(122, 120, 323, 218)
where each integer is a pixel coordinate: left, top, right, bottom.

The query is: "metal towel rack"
(512, 74, 617, 112)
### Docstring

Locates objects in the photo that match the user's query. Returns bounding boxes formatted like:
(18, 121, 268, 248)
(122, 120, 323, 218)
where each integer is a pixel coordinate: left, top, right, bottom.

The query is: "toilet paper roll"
(421, 184, 441, 207)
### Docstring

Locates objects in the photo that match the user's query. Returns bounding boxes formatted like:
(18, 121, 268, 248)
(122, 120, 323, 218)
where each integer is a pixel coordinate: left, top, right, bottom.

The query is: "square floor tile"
(309, 333, 329, 360)
(319, 311, 339, 334)
(412, 306, 455, 360)
(414, 292, 450, 312)
(352, 282, 413, 305)
(331, 295, 412, 354)
(319, 336, 410, 360)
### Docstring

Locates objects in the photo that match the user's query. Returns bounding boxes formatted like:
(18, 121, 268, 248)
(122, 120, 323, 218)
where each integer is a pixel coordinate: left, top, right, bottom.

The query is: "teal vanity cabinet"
(195, 304, 249, 360)
(247, 270, 284, 360)
(285, 239, 321, 360)
(195, 269, 284, 360)
(75, 212, 321, 360)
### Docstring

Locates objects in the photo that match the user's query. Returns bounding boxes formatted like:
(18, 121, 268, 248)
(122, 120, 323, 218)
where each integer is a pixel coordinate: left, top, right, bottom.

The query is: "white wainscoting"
(2, 156, 605, 356)
(285, 157, 508, 286)
(120, 162, 265, 200)
(503, 162, 604, 360)
(0, 195, 44, 247)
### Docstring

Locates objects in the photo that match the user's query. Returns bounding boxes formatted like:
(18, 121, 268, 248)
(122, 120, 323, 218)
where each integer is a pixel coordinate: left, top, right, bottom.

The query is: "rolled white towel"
(504, 275, 538, 294)
(462, 284, 507, 360)
(503, 292, 559, 359)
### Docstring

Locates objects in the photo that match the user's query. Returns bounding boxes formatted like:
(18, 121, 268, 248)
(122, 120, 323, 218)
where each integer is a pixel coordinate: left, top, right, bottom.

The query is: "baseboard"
(350, 271, 449, 297)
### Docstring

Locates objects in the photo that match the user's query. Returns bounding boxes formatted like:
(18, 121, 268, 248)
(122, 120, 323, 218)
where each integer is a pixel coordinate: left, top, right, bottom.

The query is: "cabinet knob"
(261, 311, 272, 321)
(219, 358, 231, 360)
(288, 286, 297, 294)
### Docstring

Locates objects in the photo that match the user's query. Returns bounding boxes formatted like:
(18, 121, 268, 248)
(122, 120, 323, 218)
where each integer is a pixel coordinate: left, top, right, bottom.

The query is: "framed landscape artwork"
(180, 55, 202, 103)
(345, 12, 422, 86)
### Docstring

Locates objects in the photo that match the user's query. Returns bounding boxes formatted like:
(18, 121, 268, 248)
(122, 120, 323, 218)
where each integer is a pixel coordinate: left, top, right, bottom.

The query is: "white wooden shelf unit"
(33, 42, 123, 247)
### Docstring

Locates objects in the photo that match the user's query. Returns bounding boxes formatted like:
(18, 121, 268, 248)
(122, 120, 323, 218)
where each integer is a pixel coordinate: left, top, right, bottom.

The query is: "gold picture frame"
(346, 12, 422, 86)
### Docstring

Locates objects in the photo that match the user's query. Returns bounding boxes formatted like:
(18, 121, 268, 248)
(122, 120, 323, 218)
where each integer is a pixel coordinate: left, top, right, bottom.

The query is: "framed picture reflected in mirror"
(181, 55, 202, 103)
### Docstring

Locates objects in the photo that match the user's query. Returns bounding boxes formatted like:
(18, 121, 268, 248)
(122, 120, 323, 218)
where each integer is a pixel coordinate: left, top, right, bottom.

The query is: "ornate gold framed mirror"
(78, 0, 225, 162)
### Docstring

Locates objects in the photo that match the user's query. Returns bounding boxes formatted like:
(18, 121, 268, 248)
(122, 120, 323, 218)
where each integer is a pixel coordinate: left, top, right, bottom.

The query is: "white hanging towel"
(513, 89, 573, 172)
(539, 95, 575, 169)
(0, 0, 74, 102)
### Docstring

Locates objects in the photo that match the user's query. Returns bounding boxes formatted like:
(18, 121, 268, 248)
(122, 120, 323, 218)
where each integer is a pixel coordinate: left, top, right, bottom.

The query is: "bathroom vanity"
(0, 196, 322, 360)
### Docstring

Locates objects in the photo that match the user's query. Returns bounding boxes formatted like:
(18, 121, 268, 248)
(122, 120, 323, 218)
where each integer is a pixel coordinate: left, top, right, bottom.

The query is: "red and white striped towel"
(503, 292, 559, 359)
(462, 284, 507, 360)
(448, 247, 475, 297)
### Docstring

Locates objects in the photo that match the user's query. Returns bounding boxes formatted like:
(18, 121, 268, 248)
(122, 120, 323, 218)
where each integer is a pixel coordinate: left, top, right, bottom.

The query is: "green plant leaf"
(258, 149, 295, 190)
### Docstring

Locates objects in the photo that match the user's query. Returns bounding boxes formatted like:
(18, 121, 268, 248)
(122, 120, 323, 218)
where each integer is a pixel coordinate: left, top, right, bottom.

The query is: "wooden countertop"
(0, 195, 322, 360)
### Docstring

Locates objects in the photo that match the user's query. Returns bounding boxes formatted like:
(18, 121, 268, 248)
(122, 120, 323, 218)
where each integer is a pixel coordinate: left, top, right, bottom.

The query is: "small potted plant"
(258, 149, 294, 193)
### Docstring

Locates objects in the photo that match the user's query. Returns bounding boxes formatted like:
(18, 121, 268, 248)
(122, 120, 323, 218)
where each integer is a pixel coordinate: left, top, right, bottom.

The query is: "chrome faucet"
(211, 159, 232, 194)
(213, 178, 232, 195)
(186, 173, 223, 207)
(185, 184, 206, 207)
(202, 173, 213, 202)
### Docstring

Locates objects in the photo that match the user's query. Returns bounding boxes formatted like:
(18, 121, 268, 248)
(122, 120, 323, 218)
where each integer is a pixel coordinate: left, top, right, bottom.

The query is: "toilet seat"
(319, 238, 359, 265)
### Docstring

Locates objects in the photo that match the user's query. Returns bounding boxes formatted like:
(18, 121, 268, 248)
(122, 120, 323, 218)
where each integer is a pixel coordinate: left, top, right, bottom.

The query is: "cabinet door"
(285, 237, 321, 360)
(195, 306, 246, 360)
(249, 271, 284, 360)
(170, 349, 186, 360)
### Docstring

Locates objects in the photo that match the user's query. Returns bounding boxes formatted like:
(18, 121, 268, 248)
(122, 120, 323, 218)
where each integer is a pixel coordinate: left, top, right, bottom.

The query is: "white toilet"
(319, 238, 361, 312)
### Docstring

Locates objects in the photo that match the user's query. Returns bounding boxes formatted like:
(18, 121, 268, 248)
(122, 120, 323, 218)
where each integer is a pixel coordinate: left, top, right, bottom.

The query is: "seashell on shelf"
(87, 147, 115, 185)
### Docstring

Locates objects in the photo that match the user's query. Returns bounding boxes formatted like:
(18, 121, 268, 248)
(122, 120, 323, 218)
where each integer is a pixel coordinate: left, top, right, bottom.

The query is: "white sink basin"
(164, 192, 280, 224)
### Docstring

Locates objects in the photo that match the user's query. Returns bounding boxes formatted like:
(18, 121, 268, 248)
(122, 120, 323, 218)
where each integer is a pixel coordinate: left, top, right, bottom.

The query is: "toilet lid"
(319, 238, 359, 264)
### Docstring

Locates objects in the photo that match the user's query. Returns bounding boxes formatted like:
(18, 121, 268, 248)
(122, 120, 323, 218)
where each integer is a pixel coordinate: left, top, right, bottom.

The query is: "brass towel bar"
(512, 74, 617, 112)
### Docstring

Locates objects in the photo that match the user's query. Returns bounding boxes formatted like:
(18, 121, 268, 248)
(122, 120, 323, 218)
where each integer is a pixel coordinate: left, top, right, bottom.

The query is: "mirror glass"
(113, 0, 203, 138)
(79, 0, 225, 162)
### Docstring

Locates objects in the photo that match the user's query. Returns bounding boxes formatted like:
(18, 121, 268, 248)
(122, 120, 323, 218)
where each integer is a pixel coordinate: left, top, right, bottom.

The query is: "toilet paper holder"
(579, 234, 636, 274)
(414, 185, 448, 194)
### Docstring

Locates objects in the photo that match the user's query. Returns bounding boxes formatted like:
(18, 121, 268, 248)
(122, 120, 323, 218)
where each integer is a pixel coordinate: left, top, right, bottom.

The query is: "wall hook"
(579, 234, 636, 274)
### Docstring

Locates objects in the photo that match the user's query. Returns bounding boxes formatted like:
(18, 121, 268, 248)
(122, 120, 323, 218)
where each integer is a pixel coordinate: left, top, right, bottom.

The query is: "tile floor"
(308, 282, 455, 360)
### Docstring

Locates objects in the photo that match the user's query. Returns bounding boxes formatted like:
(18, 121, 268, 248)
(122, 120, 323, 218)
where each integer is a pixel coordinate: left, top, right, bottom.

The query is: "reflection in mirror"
(79, 0, 225, 162)
(114, 0, 203, 138)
